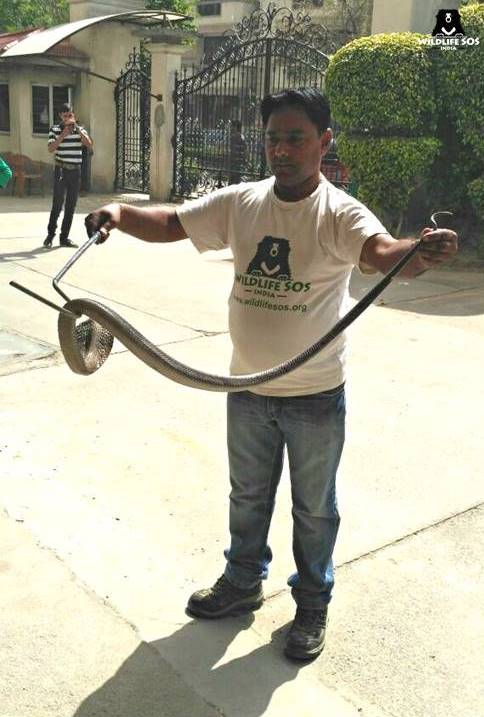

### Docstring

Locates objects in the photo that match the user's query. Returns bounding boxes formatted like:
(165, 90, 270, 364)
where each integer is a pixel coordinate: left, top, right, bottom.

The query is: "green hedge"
(468, 177, 484, 221)
(424, 121, 481, 213)
(325, 32, 437, 136)
(326, 17, 484, 233)
(423, 4, 484, 222)
(326, 33, 439, 231)
(432, 4, 484, 160)
(468, 176, 484, 257)
(336, 135, 440, 222)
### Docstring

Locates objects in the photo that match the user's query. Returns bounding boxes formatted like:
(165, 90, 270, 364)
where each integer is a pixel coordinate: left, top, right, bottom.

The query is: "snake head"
(58, 313, 114, 375)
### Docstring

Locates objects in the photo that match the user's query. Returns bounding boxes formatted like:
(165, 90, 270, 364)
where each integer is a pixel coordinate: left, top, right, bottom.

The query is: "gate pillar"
(148, 42, 186, 201)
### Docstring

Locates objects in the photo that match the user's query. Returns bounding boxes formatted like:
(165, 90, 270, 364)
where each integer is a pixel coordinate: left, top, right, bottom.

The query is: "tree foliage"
(145, 0, 193, 11)
(144, 0, 196, 32)
(0, 0, 68, 32)
(0, 0, 195, 33)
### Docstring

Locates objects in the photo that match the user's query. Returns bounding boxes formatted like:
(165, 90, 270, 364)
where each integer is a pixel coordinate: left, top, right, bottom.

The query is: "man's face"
(264, 106, 331, 189)
(60, 111, 75, 125)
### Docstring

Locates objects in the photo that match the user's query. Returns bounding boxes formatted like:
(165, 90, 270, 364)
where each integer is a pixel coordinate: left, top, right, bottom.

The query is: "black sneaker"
(43, 236, 53, 248)
(59, 239, 78, 248)
(187, 575, 263, 618)
(284, 606, 328, 661)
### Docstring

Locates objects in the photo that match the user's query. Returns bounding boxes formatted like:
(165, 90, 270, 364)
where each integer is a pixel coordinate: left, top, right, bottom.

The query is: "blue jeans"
(224, 386, 345, 609)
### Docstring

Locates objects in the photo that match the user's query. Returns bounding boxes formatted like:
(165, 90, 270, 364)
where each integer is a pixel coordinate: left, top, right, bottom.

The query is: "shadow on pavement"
(349, 270, 484, 317)
(0, 193, 154, 214)
(376, 290, 484, 317)
(72, 615, 302, 717)
(0, 245, 64, 263)
(0, 198, 50, 213)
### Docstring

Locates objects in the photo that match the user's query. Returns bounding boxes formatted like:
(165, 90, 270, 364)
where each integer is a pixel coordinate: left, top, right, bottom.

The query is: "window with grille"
(53, 85, 71, 118)
(203, 35, 225, 60)
(198, 2, 221, 16)
(0, 84, 9, 132)
(32, 85, 72, 134)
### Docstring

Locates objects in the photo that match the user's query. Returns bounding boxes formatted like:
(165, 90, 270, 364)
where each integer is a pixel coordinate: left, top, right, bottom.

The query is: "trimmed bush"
(468, 177, 484, 258)
(426, 4, 484, 224)
(325, 33, 437, 136)
(423, 120, 481, 214)
(433, 4, 484, 159)
(468, 177, 484, 221)
(336, 135, 440, 223)
(326, 33, 440, 231)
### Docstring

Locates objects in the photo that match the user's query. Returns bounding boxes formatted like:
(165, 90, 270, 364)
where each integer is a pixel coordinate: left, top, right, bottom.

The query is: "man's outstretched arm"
(360, 227, 458, 278)
(85, 203, 188, 244)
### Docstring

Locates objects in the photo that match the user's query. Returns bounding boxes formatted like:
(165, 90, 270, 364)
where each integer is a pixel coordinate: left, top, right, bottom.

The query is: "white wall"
(0, 64, 78, 161)
(197, 1, 255, 35)
(70, 21, 142, 192)
(372, 0, 463, 34)
(371, 0, 413, 34)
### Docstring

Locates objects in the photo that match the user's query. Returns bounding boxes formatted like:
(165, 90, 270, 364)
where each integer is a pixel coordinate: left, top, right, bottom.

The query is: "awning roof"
(0, 10, 188, 58)
(0, 28, 41, 53)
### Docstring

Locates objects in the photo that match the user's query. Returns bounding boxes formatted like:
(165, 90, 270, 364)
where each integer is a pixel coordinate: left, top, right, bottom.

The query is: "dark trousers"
(47, 166, 81, 241)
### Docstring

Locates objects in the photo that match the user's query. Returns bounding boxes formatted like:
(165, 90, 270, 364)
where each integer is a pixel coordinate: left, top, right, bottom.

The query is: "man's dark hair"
(59, 103, 73, 114)
(260, 88, 331, 134)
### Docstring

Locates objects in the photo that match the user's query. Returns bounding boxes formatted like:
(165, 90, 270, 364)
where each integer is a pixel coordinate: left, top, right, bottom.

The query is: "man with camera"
(44, 103, 93, 248)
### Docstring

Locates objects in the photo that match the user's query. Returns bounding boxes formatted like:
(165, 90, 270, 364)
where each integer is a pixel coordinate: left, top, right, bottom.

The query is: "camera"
(60, 120, 78, 132)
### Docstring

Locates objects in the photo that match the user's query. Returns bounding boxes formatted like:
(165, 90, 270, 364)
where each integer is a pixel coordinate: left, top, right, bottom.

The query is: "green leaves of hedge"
(326, 33, 437, 136)
(325, 13, 484, 230)
(336, 135, 440, 217)
(468, 178, 484, 221)
(325, 33, 439, 227)
(433, 4, 484, 160)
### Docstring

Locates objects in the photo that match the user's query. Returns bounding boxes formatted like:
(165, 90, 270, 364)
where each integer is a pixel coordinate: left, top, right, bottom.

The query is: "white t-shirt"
(177, 175, 389, 396)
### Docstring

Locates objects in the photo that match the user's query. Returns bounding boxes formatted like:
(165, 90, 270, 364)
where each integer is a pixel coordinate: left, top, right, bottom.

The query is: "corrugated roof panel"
(0, 10, 187, 58)
(0, 28, 43, 52)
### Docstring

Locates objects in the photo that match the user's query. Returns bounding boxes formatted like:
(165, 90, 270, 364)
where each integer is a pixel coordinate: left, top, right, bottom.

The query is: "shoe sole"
(283, 640, 325, 661)
(186, 596, 264, 619)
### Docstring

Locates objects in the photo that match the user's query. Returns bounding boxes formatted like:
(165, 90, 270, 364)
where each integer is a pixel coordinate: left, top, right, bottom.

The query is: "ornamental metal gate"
(172, 3, 343, 199)
(115, 48, 151, 193)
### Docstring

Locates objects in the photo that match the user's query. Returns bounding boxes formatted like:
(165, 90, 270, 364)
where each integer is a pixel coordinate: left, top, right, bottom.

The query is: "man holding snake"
(85, 88, 457, 661)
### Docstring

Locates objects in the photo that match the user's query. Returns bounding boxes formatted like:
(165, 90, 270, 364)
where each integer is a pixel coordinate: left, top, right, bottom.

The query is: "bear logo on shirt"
(247, 236, 291, 280)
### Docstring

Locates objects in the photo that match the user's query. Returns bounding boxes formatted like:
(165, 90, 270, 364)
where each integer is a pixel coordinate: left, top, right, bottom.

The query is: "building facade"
(0, 0, 461, 198)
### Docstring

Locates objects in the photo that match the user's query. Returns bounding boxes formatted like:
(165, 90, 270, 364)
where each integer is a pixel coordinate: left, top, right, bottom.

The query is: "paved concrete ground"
(1, 194, 483, 717)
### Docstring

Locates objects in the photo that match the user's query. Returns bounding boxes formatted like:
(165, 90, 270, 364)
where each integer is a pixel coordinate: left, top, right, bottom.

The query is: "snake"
(56, 234, 427, 392)
(10, 212, 450, 392)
